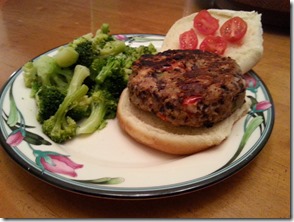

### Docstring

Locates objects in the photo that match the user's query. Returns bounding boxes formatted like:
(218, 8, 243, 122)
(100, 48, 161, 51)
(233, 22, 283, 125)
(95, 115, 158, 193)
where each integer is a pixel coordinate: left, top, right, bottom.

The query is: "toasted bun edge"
(117, 88, 250, 155)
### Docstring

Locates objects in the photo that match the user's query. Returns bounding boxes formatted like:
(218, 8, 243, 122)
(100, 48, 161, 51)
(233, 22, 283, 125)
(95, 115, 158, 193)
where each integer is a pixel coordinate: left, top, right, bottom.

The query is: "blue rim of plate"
(0, 34, 275, 199)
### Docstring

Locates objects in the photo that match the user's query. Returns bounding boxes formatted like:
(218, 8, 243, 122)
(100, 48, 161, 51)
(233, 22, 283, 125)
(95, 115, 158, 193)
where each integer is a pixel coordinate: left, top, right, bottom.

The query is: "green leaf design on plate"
(7, 85, 18, 127)
(131, 36, 163, 42)
(221, 116, 264, 170)
(239, 116, 264, 149)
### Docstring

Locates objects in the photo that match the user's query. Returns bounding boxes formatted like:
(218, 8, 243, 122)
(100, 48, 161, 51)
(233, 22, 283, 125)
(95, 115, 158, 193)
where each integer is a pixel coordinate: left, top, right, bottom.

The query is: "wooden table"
(0, 0, 290, 218)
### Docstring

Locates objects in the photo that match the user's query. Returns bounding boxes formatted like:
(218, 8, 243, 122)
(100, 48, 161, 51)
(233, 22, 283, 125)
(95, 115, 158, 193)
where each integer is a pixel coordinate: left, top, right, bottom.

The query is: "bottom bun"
(117, 88, 250, 155)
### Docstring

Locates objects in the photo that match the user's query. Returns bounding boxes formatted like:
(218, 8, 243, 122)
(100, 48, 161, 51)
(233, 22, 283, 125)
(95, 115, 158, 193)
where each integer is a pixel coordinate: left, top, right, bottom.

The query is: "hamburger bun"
(161, 9, 263, 74)
(117, 88, 250, 155)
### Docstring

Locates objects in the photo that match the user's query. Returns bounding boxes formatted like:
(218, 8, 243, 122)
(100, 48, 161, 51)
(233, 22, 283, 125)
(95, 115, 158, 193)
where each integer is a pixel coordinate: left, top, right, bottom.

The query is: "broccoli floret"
(22, 61, 38, 88)
(35, 85, 65, 123)
(121, 44, 157, 71)
(52, 68, 73, 94)
(95, 44, 156, 84)
(73, 39, 99, 67)
(102, 72, 128, 100)
(95, 56, 122, 84)
(42, 85, 88, 143)
(71, 24, 126, 67)
(91, 44, 156, 99)
(32, 55, 73, 94)
(42, 65, 90, 143)
(89, 57, 107, 81)
(30, 81, 42, 98)
(53, 46, 79, 68)
(33, 55, 60, 85)
(67, 95, 92, 121)
(76, 89, 117, 135)
(69, 23, 112, 68)
(23, 56, 74, 97)
(100, 40, 126, 57)
(93, 24, 126, 57)
(91, 56, 128, 100)
(92, 23, 115, 48)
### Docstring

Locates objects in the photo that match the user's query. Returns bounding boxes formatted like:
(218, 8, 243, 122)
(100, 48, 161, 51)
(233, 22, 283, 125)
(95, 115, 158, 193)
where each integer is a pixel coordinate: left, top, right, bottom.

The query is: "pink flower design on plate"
(6, 128, 25, 146)
(253, 100, 272, 113)
(114, 34, 127, 41)
(244, 73, 260, 94)
(34, 150, 83, 177)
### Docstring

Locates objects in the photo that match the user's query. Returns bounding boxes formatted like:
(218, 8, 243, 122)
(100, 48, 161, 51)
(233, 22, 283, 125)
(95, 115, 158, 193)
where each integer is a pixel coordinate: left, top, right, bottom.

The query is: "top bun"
(161, 9, 263, 74)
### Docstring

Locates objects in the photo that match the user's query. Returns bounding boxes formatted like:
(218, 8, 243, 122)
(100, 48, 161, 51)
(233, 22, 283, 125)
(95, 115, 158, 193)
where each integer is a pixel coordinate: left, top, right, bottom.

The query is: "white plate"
(0, 34, 274, 199)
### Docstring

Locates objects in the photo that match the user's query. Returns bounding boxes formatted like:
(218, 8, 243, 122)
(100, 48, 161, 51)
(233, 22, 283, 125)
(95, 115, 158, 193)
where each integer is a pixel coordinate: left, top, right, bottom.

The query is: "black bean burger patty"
(128, 49, 246, 127)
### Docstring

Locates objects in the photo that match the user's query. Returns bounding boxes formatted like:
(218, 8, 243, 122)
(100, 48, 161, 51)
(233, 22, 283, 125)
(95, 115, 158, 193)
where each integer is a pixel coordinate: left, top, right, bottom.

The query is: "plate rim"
(0, 34, 275, 199)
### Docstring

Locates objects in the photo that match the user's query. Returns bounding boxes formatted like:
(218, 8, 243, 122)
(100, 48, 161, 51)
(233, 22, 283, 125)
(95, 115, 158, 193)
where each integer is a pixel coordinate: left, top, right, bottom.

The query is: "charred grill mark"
(204, 121, 214, 128)
(165, 102, 174, 110)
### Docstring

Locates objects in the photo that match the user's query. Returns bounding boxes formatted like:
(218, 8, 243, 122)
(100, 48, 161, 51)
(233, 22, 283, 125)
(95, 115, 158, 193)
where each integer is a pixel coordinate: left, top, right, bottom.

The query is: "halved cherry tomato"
(193, 10, 219, 35)
(179, 29, 198, 50)
(220, 16, 247, 43)
(199, 35, 227, 55)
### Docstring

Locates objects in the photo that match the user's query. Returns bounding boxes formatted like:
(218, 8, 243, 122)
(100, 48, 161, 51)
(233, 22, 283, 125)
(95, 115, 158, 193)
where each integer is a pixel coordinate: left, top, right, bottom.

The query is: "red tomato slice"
(179, 29, 198, 50)
(199, 35, 227, 55)
(220, 16, 247, 42)
(193, 10, 219, 35)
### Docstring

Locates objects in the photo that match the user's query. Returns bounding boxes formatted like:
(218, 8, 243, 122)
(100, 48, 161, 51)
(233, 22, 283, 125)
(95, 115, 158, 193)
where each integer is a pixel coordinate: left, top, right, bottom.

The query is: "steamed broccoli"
(93, 24, 126, 56)
(22, 61, 38, 88)
(102, 70, 128, 100)
(70, 23, 126, 68)
(76, 89, 117, 135)
(92, 23, 115, 48)
(73, 39, 99, 67)
(23, 23, 158, 143)
(123, 44, 157, 68)
(93, 56, 128, 99)
(35, 85, 65, 123)
(42, 65, 90, 143)
(91, 44, 156, 99)
(94, 56, 123, 84)
(33, 55, 73, 88)
(22, 55, 74, 97)
(22, 47, 79, 98)
(68, 23, 108, 67)
(99, 40, 126, 57)
(89, 57, 107, 81)
(53, 46, 79, 68)
(67, 95, 92, 121)
(42, 85, 88, 143)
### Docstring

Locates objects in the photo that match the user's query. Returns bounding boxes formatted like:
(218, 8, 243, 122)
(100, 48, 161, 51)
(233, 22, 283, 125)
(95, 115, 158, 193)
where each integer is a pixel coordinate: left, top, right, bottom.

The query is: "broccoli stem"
(76, 102, 106, 135)
(54, 46, 79, 68)
(51, 85, 89, 134)
(33, 55, 58, 85)
(67, 65, 90, 95)
(22, 62, 37, 88)
(96, 58, 120, 84)
(100, 23, 110, 34)
(100, 41, 126, 57)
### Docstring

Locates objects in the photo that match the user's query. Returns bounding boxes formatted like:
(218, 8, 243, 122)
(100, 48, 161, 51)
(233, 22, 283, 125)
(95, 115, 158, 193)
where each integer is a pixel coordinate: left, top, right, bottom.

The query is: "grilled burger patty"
(128, 49, 246, 127)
